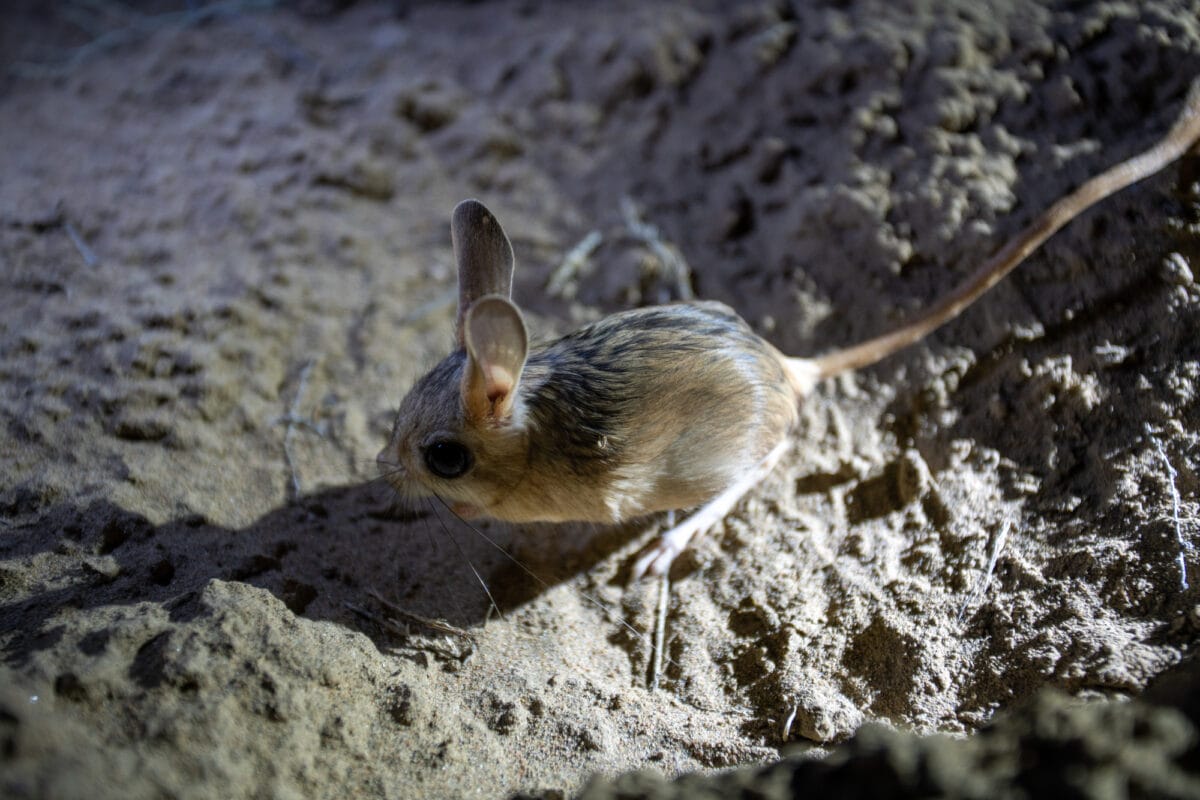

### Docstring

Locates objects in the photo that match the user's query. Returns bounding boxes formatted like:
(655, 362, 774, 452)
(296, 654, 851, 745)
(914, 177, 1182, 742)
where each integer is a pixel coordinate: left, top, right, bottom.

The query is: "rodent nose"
(376, 447, 397, 471)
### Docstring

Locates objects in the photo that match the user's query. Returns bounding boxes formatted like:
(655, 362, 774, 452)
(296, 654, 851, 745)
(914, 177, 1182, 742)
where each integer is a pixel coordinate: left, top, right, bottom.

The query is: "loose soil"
(2, 1, 1199, 798)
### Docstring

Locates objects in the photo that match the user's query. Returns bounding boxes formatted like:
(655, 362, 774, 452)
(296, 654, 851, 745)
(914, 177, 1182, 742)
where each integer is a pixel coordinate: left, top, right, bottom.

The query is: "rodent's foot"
(630, 439, 791, 581)
(631, 534, 688, 580)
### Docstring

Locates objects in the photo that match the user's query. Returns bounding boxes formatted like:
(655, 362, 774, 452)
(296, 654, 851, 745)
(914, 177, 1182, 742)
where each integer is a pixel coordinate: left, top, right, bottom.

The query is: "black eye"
(423, 440, 472, 479)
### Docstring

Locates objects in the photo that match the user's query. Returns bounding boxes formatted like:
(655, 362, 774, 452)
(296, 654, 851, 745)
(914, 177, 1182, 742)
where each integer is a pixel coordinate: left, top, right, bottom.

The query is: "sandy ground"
(1, 1, 1199, 797)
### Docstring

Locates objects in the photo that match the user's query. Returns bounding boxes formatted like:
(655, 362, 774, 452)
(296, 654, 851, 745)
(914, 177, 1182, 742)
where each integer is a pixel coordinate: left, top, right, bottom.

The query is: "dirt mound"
(2, 1, 1198, 797)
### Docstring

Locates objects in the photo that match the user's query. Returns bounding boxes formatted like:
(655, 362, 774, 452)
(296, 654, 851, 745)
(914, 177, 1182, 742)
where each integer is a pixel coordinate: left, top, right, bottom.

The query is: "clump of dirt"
(1, 1, 1198, 798)
(572, 665, 1200, 799)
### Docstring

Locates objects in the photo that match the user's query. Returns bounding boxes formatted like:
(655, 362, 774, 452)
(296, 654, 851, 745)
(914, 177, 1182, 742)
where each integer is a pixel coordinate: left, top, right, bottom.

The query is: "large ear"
(452, 199, 515, 347)
(461, 295, 528, 422)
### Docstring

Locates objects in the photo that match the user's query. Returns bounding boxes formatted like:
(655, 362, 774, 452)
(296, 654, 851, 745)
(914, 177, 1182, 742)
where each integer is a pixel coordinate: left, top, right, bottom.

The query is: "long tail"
(810, 77, 1200, 381)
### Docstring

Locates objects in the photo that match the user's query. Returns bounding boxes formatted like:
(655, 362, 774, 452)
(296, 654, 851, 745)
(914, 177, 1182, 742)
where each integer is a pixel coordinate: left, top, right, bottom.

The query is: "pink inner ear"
(483, 364, 514, 402)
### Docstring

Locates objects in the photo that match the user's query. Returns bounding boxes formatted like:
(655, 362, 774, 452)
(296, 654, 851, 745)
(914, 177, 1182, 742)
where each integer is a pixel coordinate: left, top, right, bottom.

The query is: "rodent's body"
(391, 301, 798, 524)
(379, 79, 1200, 576)
(507, 302, 797, 522)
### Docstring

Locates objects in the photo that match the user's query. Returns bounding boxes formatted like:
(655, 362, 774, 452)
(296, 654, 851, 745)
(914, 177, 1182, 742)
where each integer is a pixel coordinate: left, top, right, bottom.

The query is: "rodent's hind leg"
(630, 439, 790, 580)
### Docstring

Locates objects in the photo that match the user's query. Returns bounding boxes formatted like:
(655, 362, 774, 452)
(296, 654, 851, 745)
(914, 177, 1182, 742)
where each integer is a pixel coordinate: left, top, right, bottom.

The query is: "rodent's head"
(377, 200, 532, 519)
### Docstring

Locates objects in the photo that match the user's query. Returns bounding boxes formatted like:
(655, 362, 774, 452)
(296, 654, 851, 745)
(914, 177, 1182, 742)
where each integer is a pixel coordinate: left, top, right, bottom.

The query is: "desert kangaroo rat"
(379, 79, 1200, 579)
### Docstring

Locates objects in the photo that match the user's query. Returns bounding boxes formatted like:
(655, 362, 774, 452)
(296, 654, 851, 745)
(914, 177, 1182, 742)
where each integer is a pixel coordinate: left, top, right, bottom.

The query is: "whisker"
(365, 457, 398, 468)
(372, 500, 475, 629)
(279, 457, 400, 488)
(370, 483, 678, 677)
(433, 497, 677, 672)
(371, 467, 406, 483)
(427, 497, 504, 622)
(365, 590, 475, 641)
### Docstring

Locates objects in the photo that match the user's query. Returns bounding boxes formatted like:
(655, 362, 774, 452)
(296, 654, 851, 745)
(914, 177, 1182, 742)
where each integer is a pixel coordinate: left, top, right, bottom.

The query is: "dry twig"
(366, 588, 475, 641)
(1151, 433, 1193, 591)
(546, 230, 603, 300)
(12, 0, 280, 78)
(620, 196, 694, 301)
(273, 359, 325, 498)
(648, 571, 670, 691)
(63, 220, 100, 267)
(958, 521, 1011, 622)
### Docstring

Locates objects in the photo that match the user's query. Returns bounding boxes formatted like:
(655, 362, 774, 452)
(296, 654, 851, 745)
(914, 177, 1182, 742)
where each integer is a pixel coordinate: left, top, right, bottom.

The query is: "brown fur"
(383, 81, 1200, 534)
(380, 300, 797, 523)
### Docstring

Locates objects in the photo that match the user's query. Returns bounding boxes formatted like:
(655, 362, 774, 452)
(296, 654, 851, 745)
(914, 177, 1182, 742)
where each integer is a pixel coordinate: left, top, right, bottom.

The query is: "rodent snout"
(376, 446, 401, 473)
